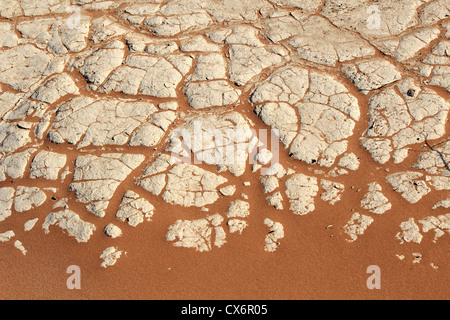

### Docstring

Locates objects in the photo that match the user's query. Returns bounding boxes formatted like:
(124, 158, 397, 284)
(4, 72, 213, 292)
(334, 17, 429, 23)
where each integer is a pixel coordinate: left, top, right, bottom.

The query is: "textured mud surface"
(0, 0, 449, 299)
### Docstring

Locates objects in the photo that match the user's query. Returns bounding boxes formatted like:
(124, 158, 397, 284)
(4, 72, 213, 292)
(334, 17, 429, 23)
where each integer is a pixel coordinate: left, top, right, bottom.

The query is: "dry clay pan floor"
(0, 0, 449, 299)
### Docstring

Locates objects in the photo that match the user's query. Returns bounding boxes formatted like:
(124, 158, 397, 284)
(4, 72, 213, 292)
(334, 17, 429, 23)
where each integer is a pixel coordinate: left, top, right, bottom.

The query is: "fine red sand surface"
(0, 0, 449, 300)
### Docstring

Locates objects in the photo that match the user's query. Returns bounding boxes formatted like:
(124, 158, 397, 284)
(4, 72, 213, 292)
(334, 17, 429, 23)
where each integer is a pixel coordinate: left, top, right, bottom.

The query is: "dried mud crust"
(0, 0, 448, 275)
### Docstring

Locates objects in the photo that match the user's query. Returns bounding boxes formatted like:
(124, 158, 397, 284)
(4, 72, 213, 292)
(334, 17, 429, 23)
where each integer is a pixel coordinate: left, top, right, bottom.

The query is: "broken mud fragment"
(42, 209, 96, 243)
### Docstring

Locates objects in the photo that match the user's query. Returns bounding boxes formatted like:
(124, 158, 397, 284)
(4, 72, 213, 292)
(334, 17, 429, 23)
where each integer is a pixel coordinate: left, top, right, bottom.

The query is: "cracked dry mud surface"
(0, 0, 449, 299)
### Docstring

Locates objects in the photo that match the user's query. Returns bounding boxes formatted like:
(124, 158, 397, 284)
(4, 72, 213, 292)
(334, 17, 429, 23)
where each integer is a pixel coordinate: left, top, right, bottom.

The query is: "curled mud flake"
(123, 3, 160, 16)
(360, 182, 391, 214)
(104, 223, 122, 239)
(0, 44, 54, 92)
(255, 149, 273, 165)
(166, 213, 225, 252)
(79, 42, 125, 86)
(0, 187, 15, 222)
(0, 22, 19, 48)
(386, 171, 431, 204)
(0, 149, 37, 180)
(266, 191, 284, 210)
(337, 153, 360, 171)
(227, 219, 248, 234)
(145, 11, 213, 37)
(24, 218, 38, 232)
(252, 66, 360, 168)
(90, 16, 129, 44)
(14, 186, 47, 213)
(412, 253, 422, 264)
(115, 190, 154, 227)
(86, 201, 109, 219)
(362, 79, 450, 164)
(0, 125, 33, 155)
(179, 35, 221, 52)
(29, 151, 67, 180)
(42, 209, 96, 243)
(426, 176, 450, 191)
(0, 230, 15, 242)
(165, 112, 253, 177)
(48, 98, 173, 148)
(396, 218, 423, 244)
(189, 53, 227, 81)
(254, 102, 299, 148)
(227, 200, 250, 218)
(52, 197, 68, 210)
(138, 173, 167, 197)
(322, 0, 423, 39)
(432, 198, 450, 209)
(320, 179, 345, 205)
(414, 140, 450, 177)
(102, 55, 184, 98)
(341, 58, 402, 95)
(260, 175, 279, 194)
(69, 153, 144, 205)
(185, 80, 241, 109)
(360, 138, 393, 165)
(162, 164, 227, 208)
(0, 0, 448, 287)
(396, 254, 405, 261)
(285, 173, 318, 215)
(264, 14, 304, 43)
(264, 218, 284, 252)
(392, 27, 441, 62)
(31, 73, 79, 104)
(228, 44, 284, 86)
(137, 154, 176, 196)
(250, 66, 309, 105)
(14, 240, 27, 255)
(219, 185, 236, 197)
(429, 66, 450, 92)
(418, 214, 450, 243)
